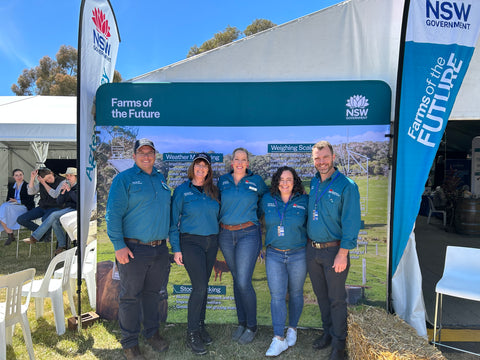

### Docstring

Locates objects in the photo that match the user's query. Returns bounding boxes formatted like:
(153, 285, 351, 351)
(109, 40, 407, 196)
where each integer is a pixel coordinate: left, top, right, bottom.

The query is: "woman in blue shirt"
(260, 166, 308, 357)
(218, 147, 268, 345)
(170, 153, 220, 355)
(1, 169, 35, 246)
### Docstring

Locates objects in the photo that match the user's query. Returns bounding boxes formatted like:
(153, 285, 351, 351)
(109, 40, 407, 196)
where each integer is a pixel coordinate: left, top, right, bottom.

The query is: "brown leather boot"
(146, 331, 169, 352)
(123, 345, 145, 360)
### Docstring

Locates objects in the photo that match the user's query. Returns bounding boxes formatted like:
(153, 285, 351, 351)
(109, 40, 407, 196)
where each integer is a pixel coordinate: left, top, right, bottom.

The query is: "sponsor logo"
(328, 189, 341, 197)
(345, 95, 369, 120)
(267, 203, 276, 207)
(425, 0, 472, 30)
(184, 191, 194, 196)
(293, 204, 306, 210)
(91, 8, 112, 61)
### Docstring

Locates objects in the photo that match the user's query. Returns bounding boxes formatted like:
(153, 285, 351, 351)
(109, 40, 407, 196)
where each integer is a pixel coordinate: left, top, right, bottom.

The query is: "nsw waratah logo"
(345, 95, 369, 120)
(92, 8, 111, 38)
(91, 8, 112, 59)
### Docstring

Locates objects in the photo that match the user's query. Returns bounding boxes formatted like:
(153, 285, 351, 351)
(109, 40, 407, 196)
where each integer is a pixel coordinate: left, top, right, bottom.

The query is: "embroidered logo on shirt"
(184, 191, 194, 196)
(245, 180, 257, 187)
(328, 189, 340, 197)
(293, 204, 306, 210)
(267, 203, 276, 207)
(161, 182, 170, 190)
(222, 180, 230, 186)
(132, 181, 142, 185)
(249, 186, 257, 192)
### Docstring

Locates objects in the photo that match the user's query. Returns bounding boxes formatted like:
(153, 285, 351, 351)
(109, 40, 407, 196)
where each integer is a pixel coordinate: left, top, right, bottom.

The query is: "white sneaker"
(286, 327, 297, 347)
(266, 337, 288, 357)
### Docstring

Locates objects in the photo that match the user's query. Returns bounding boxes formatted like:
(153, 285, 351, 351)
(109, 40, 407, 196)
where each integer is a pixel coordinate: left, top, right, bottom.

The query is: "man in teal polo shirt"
(307, 140, 361, 360)
(106, 138, 171, 360)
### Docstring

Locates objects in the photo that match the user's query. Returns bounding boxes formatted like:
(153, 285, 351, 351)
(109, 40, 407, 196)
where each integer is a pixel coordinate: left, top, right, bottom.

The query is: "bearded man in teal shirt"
(307, 140, 361, 360)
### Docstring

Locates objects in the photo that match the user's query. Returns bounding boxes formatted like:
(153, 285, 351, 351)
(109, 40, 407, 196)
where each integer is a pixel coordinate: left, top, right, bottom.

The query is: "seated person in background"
(1, 169, 35, 246)
(17, 167, 65, 242)
(24, 167, 77, 255)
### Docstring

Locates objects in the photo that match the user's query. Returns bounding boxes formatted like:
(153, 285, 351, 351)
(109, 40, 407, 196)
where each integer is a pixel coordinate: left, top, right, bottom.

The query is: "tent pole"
(388, 0, 410, 314)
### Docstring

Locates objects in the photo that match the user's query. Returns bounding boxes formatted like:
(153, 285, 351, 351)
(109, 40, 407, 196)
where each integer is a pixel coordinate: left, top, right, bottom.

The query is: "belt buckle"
(312, 241, 324, 249)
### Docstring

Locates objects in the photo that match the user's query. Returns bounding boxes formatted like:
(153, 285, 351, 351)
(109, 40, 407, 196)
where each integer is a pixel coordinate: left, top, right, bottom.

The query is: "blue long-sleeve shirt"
(260, 192, 308, 250)
(106, 164, 171, 251)
(218, 170, 268, 225)
(307, 169, 361, 250)
(169, 180, 220, 253)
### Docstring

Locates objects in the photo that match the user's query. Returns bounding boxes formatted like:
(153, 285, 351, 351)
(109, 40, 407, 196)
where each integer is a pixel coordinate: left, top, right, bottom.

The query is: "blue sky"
(0, 0, 343, 96)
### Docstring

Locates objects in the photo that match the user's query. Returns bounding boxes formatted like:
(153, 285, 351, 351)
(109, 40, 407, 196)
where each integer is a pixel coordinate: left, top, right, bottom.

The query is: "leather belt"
(270, 245, 291, 252)
(124, 238, 165, 247)
(309, 239, 340, 249)
(220, 221, 255, 231)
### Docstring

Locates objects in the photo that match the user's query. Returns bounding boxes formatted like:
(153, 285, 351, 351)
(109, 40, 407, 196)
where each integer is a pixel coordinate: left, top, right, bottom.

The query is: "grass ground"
(0, 237, 335, 359)
(0, 174, 389, 359)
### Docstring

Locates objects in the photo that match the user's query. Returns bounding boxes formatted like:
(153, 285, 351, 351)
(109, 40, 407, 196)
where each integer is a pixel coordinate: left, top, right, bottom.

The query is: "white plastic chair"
(22, 247, 77, 335)
(0, 268, 36, 360)
(432, 246, 480, 356)
(54, 240, 97, 309)
(427, 196, 447, 226)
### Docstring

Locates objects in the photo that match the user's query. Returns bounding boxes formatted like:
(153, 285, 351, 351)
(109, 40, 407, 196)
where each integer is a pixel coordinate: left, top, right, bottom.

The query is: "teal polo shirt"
(169, 180, 220, 253)
(307, 169, 361, 250)
(260, 192, 308, 250)
(106, 164, 171, 251)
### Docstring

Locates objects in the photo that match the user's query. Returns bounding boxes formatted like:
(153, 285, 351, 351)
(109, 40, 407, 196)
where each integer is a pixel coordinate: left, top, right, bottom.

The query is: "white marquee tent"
(0, 96, 76, 196)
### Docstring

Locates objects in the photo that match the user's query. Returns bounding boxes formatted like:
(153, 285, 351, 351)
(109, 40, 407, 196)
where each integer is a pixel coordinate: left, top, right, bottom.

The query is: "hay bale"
(347, 306, 445, 360)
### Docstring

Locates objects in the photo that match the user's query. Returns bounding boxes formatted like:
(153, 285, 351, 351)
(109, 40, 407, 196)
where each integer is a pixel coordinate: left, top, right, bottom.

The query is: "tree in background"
(243, 19, 276, 36)
(187, 18, 276, 58)
(11, 45, 122, 96)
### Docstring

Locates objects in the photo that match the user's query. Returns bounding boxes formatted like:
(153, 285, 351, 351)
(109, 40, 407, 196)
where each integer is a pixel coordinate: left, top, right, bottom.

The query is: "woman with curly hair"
(260, 166, 308, 357)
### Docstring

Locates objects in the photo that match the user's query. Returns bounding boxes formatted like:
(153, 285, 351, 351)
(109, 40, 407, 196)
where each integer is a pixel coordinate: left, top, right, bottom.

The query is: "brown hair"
(187, 159, 219, 202)
(37, 168, 53, 178)
(312, 140, 334, 155)
(232, 147, 250, 161)
(12, 169, 24, 176)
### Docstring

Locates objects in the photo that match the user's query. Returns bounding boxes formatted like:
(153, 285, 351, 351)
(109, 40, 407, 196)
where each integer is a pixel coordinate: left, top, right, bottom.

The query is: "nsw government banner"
(78, 0, 120, 307)
(392, 0, 480, 336)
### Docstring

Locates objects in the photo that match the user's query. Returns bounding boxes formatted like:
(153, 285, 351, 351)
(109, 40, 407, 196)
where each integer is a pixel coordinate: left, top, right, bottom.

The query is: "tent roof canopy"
(129, 0, 479, 121)
(0, 96, 76, 142)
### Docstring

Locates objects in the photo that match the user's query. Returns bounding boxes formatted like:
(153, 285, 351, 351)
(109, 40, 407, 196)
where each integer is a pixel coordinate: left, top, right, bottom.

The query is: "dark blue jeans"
(17, 207, 59, 232)
(117, 241, 170, 349)
(306, 244, 350, 350)
(266, 246, 307, 337)
(218, 224, 261, 329)
(181, 233, 218, 332)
